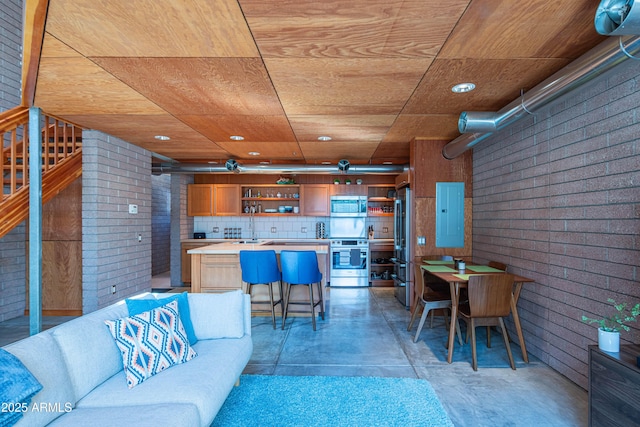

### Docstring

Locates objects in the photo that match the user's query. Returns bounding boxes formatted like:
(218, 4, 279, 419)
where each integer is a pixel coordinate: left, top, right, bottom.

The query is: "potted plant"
(582, 298, 640, 352)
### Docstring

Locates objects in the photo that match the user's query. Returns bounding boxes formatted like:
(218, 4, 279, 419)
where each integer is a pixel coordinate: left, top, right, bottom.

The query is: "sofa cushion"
(4, 332, 75, 427)
(105, 300, 197, 389)
(126, 292, 197, 345)
(52, 302, 128, 402)
(47, 403, 200, 427)
(76, 336, 253, 427)
(188, 290, 245, 339)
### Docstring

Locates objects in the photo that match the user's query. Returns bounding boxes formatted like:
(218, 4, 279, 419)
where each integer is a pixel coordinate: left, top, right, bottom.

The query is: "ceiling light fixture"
(382, 161, 393, 165)
(154, 135, 170, 141)
(451, 83, 476, 93)
(230, 135, 244, 141)
(321, 161, 332, 165)
(248, 151, 260, 156)
(318, 136, 332, 141)
(207, 161, 218, 164)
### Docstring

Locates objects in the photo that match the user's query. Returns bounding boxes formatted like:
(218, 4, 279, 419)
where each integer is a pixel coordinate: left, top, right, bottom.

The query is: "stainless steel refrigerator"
(392, 186, 411, 308)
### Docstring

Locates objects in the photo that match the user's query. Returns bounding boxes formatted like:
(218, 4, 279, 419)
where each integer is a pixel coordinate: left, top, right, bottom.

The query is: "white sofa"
(2, 291, 253, 427)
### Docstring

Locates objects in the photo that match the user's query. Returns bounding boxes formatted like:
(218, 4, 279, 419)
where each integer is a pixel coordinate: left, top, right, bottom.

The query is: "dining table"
(420, 261, 534, 364)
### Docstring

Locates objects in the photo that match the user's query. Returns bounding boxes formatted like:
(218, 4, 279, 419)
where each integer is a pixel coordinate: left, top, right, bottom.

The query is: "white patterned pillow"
(105, 300, 197, 388)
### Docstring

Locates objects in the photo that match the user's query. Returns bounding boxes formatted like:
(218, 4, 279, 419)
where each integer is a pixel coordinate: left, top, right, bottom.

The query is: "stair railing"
(1, 106, 83, 201)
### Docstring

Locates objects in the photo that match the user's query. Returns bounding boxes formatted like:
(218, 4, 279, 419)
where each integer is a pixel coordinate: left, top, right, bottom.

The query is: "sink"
(233, 239, 268, 245)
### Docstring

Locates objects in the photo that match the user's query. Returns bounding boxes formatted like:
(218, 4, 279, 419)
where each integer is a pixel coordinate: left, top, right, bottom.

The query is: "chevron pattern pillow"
(105, 300, 197, 388)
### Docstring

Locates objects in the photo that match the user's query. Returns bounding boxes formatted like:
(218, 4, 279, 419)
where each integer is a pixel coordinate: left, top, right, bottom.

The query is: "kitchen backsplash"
(194, 216, 393, 240)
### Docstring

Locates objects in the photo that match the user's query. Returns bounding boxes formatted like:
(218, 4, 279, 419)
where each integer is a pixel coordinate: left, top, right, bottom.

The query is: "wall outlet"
(111, 285, 116, 294)
(301, 227, 307, 233)
(383, 227, 389, 233)
(128, 204, 138, 214)
(271, 227, 277, 233)
(212, 227, 219, 233)
(417, 236, 426, 246)
(138, 233, 142, 242)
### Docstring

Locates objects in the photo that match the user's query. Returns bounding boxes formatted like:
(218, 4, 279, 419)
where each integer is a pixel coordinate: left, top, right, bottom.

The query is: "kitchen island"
(188, 240, 329, 316)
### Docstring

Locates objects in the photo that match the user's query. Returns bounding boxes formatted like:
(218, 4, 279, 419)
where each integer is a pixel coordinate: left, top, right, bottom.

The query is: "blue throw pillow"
(126, 292, 197, 345)
(105, 300, 197, 388)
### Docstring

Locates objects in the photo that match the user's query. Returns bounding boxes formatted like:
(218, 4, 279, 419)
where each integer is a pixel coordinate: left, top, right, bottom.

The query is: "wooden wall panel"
(42, 178, 82, 240)
(412, 138, 472, 198)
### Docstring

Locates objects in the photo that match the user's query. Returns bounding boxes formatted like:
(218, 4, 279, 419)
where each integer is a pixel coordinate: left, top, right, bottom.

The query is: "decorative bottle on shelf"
(244, 202, 250, 213)
(257, 203, 262, 213)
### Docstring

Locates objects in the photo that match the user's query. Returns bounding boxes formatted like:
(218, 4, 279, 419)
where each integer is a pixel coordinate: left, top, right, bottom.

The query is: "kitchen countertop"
(183, 238, 392, 244)
(187, 240, 329, 254)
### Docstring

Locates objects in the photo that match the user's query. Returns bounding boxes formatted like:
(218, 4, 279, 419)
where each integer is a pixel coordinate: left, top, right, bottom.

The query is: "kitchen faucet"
(249, 205, 257, 241)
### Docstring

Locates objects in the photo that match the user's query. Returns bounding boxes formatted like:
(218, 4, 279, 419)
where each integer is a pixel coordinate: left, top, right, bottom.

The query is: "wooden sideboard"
(588, 344, 640, 427)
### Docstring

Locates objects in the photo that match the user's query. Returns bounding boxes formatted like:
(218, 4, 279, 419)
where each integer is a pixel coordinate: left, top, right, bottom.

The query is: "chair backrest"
(280, 250, 322, 285)
(467, 274, 514, 318)
(414, 262, 426, 299)
(488, 261, 507, 271)
(422, 255, 454, 262)
(239, 250, 281, 284)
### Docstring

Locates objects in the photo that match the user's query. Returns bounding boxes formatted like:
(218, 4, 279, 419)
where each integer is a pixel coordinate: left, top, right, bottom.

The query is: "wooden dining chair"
(488, 261, 507, 271)
(457, 273, 516, 371)
(408, 261, 462, 344)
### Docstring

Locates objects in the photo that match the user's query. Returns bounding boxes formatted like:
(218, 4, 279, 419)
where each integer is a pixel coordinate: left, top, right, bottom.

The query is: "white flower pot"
(598, 328, 620, 352)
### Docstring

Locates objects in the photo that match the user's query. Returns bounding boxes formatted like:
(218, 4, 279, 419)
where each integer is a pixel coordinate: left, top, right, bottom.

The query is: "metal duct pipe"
(443, 35, 640, 159)
(152, 162, 407, 175)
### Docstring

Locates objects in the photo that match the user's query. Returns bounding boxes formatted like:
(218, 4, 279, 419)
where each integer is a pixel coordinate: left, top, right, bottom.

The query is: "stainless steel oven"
(329, 239, 369, 287)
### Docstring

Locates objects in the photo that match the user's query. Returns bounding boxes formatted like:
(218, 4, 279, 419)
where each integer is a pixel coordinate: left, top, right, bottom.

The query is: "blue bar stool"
(239, 250, 283, 329)
(280, 250, 324, 331)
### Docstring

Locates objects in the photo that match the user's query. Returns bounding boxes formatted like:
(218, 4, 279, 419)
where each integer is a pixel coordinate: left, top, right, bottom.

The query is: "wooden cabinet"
(181, 242, 210, 284)
(187, 184, 240, 216)
(240, 184, 300, 215)
(589, 344, 640, 427)
(301, 184, 330, 216)
(214, 184, 241, 216)
(369, 241, 394, 287)
(330, 183, 366, 196)
(191, 253, 243, 293)
(187, 184, 214, 216)
(367, 184, 395, 217)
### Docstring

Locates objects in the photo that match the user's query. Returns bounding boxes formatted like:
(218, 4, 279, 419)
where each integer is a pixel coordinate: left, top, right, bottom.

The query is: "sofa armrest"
(242, 293, 251, 336)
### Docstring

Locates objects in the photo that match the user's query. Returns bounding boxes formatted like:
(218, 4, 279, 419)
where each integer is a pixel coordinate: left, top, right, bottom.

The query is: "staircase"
(1, 106, 83, 238)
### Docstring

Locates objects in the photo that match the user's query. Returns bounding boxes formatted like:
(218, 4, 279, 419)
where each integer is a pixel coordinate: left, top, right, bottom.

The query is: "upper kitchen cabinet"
(187, 184, 213, 216)
(214, 184, 241, 216)
(330, 182, 367, 196)
(301, 184, 330, 216)
(187, 184, 240, 216)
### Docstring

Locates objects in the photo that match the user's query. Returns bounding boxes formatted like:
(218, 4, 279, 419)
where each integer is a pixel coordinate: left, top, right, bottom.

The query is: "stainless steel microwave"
(330, 195, 367, 217)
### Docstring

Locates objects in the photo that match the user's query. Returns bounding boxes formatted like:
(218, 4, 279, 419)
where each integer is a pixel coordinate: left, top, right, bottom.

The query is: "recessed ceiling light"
(383, 161, 393, 165)
(248, 151, 260, 156)
(207, 161, 218, 164)
(317, 136, 332, 141)
(154, 135, 170, 141)
(230, 135, 244, 141)
(259, 161, 270, 165)
(321, 161, 332, 165)
(451, 83, 476, 93)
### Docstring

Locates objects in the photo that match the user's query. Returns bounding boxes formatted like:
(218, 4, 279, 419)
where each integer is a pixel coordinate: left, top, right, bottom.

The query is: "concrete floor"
(1, 284, 588, 427)
(246, 287, 588, 427)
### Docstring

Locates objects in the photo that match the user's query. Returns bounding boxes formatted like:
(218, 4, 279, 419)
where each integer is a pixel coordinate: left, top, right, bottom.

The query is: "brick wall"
(0, 0, 26, 322)
(151, 174, 171, 275)
(472, 58, 640, 389)
(0, 0, 22, 111)
(170, 174, 193, 286)
(82, 130, 152, 312)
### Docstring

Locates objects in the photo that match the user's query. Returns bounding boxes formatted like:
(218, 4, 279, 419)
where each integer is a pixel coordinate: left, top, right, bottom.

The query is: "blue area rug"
(211, 375, 453, 427)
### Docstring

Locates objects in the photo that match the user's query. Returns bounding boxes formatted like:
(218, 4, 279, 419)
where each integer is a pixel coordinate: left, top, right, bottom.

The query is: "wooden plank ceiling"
(34, 0, 605, 165)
